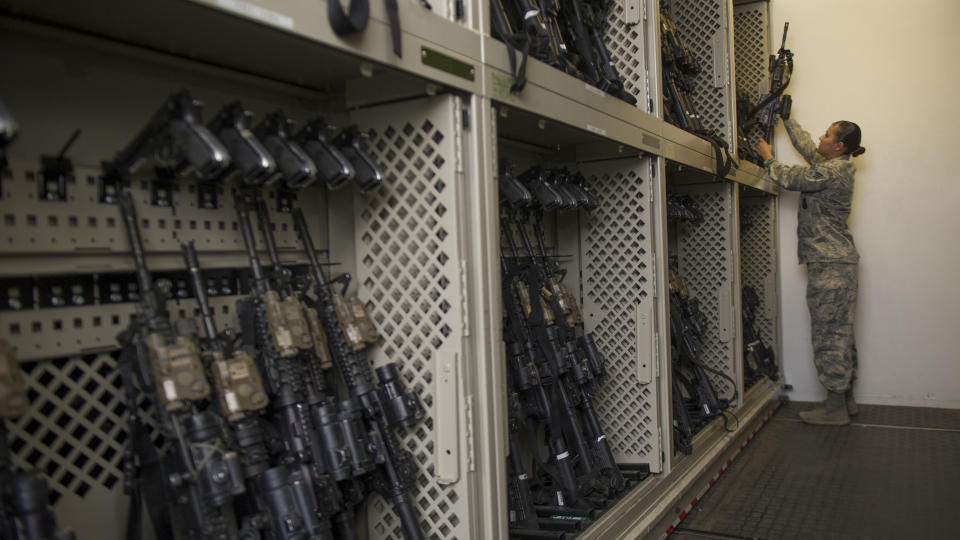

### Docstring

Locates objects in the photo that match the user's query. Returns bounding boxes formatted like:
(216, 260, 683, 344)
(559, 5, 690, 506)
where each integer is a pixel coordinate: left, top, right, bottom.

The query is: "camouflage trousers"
(806, 262, 858, 393)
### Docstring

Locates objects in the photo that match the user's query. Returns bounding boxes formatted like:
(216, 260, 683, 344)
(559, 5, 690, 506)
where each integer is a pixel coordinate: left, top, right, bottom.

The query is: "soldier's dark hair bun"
(834, 120, 864, 157)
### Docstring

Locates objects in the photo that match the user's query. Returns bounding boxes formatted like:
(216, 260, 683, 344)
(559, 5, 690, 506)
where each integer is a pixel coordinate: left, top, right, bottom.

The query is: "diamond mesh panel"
(5, 354, 161, 539)
(739, 196, 777, 356)
(669, 0, 734, 146)
(734, 2, 771, 154)
(580, 162, 659, 466)
(351, 97, 469, 539)
(605, 4, 650, 112)
(674, 184, 735, 399)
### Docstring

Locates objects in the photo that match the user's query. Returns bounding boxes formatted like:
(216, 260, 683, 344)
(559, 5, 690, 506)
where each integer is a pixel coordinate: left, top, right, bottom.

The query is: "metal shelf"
(0, 0, 484, 96)
(0, 2, 783, 538)
(0, 0, 778, 189)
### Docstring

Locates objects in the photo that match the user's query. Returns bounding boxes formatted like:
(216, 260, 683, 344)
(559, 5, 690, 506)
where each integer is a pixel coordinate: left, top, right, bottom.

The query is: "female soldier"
(754, 119, 865, 426)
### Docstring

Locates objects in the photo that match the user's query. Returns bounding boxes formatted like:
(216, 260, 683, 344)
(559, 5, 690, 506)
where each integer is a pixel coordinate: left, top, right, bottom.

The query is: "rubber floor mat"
(670, 402, 960, 539)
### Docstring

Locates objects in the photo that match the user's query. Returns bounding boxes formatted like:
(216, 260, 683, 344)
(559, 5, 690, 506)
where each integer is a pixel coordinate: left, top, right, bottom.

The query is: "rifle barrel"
(235, 192, 268, 293)
(181, 241, 220, 347)
(118, 192, 155, 297)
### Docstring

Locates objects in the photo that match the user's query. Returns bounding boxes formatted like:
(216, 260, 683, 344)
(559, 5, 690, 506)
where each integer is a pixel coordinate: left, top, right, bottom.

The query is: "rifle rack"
(0, 1, 784, 538)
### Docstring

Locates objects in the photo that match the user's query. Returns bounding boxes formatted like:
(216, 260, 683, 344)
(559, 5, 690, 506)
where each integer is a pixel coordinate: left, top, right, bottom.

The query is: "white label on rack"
(215, 0, 295, 30)
(584, 83, 606, 97)
(586, 124, 607, 137)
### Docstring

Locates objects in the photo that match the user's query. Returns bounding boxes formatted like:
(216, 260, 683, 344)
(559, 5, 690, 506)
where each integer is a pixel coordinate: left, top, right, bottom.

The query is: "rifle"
(560, 0, 636, 104)
(739, 23, 794, 164)
(1, 341, 76, 540)
(742, 287, 778, 381)
(116, 191, 245, 540)
(234, 191, 341, 540)
(505, 382, 540, 531)
(670, 374, 693, 456)
(498, 168, 567, 514)
(182, 241, 328, 540)
(291, 207, 426, 540)
(660, 4, 734, 178)
(667, 269, 729, 431)
(512, 169, 621, 484)
(502, 162, 626, 502)
(248, 191, 383, 540)
(502, 218, 612, 506)
(501, 254, 586, 508)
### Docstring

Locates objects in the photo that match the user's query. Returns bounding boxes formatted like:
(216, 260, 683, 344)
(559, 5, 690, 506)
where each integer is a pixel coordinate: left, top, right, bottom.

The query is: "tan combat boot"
(799, 391, 850, 426)
(846, 388, 858, 416)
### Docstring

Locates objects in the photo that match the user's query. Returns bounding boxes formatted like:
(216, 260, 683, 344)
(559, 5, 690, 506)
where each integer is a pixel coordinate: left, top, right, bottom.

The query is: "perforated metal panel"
(739, 194, 778, 369)
(579, 159, 661, 470)
(605, 2, 652, 112)
(734, 1, 771, 155)
(350, 96, 473, 539)
(0, 162, 323, 256)
(0, 163, 323, 362)
(667, 0, 735, 147)
(4, 353, 159, 539)
(673, 183, 736, 400)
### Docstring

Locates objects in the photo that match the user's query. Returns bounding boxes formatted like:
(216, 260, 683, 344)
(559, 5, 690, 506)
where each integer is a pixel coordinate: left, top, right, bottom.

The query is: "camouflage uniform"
(764, 119, 858, 393)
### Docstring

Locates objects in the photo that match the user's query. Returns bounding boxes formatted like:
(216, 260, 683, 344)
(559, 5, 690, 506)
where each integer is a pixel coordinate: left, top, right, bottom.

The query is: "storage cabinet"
(0, 1, 783, 539)
(737, 188, 782, 389)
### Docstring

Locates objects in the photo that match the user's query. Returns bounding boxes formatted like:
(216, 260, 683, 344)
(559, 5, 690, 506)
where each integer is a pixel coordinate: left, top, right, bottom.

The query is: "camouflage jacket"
(764, 119, 859, 264)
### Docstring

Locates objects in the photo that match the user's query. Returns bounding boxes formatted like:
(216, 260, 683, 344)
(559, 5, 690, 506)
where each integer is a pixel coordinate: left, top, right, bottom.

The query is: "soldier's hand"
(754, 139, 773, 162)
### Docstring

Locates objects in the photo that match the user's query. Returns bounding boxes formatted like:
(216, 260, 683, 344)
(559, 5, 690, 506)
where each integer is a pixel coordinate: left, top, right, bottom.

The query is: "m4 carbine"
(291, 207, 427, 540)
(116, 192, 245, 540)
(739, 23, 794, 165)
(234, 191, 345, 540)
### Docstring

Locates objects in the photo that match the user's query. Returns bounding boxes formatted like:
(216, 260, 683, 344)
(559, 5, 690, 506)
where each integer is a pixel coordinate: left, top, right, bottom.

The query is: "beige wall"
(769, 0, 960, 407)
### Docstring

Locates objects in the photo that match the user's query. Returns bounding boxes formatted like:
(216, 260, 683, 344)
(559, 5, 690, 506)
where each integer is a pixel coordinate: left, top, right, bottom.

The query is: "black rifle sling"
(491, 0, 530, 92)
(328, 0, 370, 35)
(695, 130, 734, 181)
(328, 0, 403, 58)
(120, 345, 174, 540)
